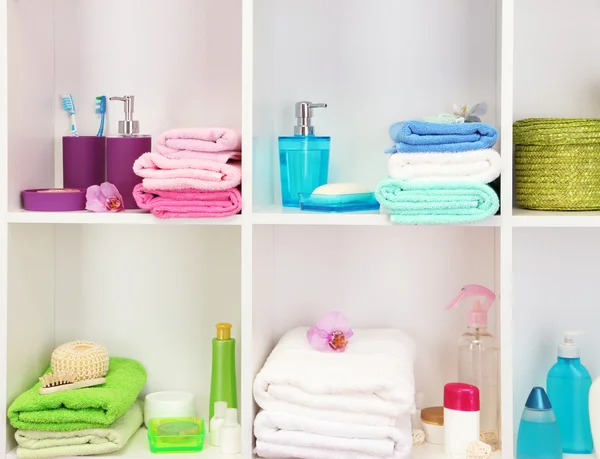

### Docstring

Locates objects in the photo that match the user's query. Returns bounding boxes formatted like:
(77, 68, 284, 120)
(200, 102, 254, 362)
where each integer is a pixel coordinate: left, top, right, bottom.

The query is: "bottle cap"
(444, 382, 480, 412)
(421, 406, 444, 426)
(216, 323, 232, 340)
(525, 386, 552, 411)
(214, 401, 227, 418)
(558, 331, 582, 358)
(225, 408, 238, 426)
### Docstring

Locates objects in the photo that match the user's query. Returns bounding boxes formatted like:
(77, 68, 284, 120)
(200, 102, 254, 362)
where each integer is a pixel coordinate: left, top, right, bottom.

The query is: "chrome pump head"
(110, 95, 139, 136)
(294, 101, 327, 135)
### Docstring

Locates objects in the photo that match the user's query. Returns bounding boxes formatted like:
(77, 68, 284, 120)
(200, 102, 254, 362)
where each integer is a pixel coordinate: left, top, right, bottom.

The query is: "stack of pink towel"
(132, 128, 242, 218)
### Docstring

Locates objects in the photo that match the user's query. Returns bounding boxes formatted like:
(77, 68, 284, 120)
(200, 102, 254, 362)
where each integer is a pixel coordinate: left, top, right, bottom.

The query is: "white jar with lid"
(144, 392, 195, 428)
(444, 382, 480, 457)
(421, 406, 444, 445)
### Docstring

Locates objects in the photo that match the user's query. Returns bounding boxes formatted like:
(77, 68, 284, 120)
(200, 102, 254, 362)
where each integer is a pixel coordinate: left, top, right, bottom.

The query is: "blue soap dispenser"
(546, 331, 593, 453)
(278, 101, 330, 207)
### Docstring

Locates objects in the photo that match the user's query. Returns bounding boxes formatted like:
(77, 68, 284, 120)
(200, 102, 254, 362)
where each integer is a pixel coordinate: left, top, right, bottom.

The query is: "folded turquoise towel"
(375, 179, 499, 225)
(385, 121, 498, 153)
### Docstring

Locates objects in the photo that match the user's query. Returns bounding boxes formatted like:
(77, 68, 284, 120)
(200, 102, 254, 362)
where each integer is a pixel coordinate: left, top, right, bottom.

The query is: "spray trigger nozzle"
(445, 284, 496, 329)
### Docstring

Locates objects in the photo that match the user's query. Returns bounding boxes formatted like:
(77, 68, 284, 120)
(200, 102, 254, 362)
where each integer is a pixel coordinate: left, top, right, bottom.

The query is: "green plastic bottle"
(209, 323, 237, 421)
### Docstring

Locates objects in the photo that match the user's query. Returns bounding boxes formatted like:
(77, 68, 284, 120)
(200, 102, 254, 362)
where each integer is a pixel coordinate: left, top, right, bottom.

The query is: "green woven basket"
(513, 118, 600, 210)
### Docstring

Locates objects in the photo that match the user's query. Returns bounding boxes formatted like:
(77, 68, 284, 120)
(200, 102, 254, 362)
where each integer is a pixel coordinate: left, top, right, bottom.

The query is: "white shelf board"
(252, 206, 502, 227)
(7, 428, 240, 459)
(252, 443, 501, 459)
(512, 207, 600, 227)
(6, 210, 243, 226)
(410, 443, 501, 459)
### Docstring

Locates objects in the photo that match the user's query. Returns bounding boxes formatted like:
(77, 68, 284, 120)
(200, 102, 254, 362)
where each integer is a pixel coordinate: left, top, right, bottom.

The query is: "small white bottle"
(444, 382, 480, 457)
(589, 376, 600, 453)
(209, 401, 228, 446)
(220, 408, 241, 455)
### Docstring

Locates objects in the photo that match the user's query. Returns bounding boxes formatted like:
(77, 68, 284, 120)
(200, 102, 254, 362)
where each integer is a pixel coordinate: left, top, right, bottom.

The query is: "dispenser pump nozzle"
(445, 284, 496, 328)
(294, 101, 327, 135)
(558, 331, 583, 358)
(109, 95, 139, 136)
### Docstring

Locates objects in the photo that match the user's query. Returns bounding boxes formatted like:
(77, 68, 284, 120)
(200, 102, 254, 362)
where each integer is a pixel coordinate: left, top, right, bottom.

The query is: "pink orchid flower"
(306, 311, 353, 352)
(86, 182, 125, 213)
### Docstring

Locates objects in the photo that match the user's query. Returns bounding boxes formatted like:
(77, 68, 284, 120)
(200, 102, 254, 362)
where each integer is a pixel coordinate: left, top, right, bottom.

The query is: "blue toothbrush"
(95, 96, 107, 136)
(61, 94, 78, 136)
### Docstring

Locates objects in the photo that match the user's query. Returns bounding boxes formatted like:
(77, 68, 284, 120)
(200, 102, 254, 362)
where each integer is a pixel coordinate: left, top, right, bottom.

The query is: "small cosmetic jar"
(144, 392, 196, 428)
(421, 406, 444, 445)
(22, 188, 86, 211)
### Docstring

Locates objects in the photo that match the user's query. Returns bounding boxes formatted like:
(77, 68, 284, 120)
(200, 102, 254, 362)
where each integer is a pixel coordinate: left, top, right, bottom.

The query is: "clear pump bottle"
(446, 284, 499, 449)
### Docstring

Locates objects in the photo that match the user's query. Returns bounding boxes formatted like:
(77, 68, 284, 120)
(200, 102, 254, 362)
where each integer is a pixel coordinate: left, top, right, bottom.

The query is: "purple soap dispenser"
(106, 95, 151, 209)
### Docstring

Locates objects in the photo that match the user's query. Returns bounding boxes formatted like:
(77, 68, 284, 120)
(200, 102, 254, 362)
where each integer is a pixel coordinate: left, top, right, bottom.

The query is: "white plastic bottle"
(589, 376, 600, 452)
(220, 408, 241, 455)
(209, 401, 227, 446)
(444, 382, 480, 457)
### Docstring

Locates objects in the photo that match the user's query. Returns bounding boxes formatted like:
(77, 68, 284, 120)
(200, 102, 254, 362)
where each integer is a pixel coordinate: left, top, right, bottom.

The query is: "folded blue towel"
(375, 179, 499, 225)
(385, 121, 498, 153)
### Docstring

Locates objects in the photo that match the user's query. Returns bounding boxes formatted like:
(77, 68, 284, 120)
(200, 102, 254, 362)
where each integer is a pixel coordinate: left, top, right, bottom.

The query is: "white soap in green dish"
(310, 183, 372, 204)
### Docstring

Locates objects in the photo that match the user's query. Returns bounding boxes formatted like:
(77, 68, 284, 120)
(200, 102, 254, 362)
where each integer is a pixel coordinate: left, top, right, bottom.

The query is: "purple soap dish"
(22, 188, 87, 212)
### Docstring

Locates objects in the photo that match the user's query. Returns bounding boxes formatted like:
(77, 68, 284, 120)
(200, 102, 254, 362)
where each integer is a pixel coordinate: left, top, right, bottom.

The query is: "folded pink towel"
(156, 128, 241, 163)
(133, 153, 241, 191)
(133, 184, 241, 219)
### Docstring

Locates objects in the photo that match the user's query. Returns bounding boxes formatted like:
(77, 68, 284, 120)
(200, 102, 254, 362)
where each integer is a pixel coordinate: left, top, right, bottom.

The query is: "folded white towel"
(254, 410, 412, 459)
(388, 148, 501, 183)
(253, 328, 416, 427)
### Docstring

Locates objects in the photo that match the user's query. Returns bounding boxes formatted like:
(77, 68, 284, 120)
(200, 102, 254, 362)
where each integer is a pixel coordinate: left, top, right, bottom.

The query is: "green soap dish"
(147, 417, 205, 454)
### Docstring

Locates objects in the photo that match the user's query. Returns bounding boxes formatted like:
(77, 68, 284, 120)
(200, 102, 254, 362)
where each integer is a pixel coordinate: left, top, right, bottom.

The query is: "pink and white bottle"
(444, 382, 480, 457)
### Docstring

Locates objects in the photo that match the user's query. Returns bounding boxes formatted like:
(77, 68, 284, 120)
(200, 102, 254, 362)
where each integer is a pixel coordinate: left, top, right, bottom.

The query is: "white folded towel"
(254, 410, 412, 459)
(388, 148, 501, 183)
(253, 328, 416, 427)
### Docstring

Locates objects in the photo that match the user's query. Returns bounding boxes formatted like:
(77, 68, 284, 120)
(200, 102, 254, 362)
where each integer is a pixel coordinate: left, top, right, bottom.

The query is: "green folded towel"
(375, 179, 499, 225)
(14, 400, 144, 459)
(8, 358, 146, 432)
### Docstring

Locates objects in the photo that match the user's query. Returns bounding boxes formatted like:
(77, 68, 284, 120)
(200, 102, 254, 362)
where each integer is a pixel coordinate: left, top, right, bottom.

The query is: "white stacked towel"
(253, 327, 416, 459)
(388, 148, 501, 183)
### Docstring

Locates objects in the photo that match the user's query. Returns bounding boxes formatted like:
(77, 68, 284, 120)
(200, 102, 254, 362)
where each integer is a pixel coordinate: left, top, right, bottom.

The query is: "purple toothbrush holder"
(62, 136, 106, 189)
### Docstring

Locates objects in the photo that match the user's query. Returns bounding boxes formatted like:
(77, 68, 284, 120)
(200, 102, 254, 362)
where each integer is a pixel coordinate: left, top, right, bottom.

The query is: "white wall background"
(254, 225, 498, 409)
(253, 0, 499, 207)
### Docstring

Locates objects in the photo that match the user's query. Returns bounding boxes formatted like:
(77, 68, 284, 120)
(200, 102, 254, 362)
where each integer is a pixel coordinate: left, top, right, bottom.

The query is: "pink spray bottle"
(446, 284, 499, 450)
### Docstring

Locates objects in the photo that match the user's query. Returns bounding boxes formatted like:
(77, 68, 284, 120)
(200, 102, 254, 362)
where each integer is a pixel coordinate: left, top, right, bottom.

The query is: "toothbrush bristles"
(39, 371, 75, 388)
(61, 94, 75, 113)
(95, 96, 107, 114)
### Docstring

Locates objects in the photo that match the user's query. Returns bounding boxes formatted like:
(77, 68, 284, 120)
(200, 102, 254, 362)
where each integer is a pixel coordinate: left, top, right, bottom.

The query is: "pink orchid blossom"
(86, 182, 125, 213)
(306, 311, 353, 352)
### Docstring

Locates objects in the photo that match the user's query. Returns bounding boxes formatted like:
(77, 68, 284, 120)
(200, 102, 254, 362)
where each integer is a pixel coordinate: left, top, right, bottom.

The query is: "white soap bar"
(312, 183, 371, 196)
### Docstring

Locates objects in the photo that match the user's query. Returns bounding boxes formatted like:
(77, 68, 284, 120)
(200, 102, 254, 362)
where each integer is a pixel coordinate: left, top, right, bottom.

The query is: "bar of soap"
(312, 183, 371, 195)
(157, 421, 200, 436)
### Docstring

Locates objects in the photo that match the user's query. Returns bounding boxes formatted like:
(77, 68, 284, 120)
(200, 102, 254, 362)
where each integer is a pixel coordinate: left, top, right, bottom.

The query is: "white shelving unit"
(2, 1, 599, 459)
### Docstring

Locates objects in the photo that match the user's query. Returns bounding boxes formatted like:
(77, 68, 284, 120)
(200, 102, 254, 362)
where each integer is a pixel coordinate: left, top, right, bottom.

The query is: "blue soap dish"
(299, 193, 380, 213)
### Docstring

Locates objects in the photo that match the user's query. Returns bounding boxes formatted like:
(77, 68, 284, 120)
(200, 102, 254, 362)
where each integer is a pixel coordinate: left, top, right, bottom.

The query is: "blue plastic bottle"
(546, 332, 593, 454)
(516, 387, 562, 459)
(278, 101, 330, 207)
